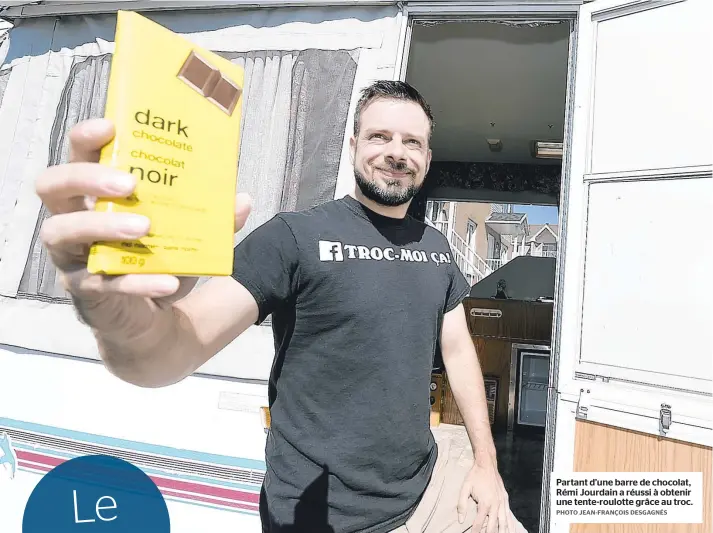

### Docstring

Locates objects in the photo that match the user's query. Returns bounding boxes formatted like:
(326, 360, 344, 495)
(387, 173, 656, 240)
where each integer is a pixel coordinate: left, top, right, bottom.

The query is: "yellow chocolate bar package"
(87, 10, 244, 276)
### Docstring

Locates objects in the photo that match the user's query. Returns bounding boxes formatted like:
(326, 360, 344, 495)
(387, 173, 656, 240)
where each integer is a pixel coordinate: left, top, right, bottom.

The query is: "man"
(35, 80, 526, 533)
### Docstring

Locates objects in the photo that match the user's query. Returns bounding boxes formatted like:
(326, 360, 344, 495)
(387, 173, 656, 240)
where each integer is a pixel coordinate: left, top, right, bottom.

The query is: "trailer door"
(555, 0, 712, 445)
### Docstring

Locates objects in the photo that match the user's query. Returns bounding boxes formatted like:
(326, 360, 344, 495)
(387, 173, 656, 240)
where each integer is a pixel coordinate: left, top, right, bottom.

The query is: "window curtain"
(18, 54, 112, 302)
(282, 49, 358, 212)
(0, 31, 8, 68)
(17, 48, 358, 303)
(225, 50, 298, 242)
(0, 67, 10, 103)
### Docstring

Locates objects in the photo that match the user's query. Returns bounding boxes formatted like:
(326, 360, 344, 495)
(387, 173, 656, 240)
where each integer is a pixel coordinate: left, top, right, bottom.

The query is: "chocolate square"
(178, 51, 219, 95)
(207, 76, 242, 115)
(178, 50, 242, 116)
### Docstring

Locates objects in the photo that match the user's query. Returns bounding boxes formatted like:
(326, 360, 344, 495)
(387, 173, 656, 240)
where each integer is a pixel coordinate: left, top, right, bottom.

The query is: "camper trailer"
(0, 0, 710, 532)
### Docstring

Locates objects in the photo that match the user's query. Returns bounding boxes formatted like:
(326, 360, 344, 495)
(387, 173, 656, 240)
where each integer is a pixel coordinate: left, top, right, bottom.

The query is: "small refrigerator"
(483, 376, 499, 426)
(516, 348, 550, 427)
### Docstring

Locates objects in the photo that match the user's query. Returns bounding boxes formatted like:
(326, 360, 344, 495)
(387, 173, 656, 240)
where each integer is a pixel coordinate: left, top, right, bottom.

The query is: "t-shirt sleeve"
(445, 260, 471, 313)
(231, 214, 300, 325)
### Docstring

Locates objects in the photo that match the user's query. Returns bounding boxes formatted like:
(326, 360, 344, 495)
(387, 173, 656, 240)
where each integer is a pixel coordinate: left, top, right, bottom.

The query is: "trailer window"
(17, 48, 358, 303)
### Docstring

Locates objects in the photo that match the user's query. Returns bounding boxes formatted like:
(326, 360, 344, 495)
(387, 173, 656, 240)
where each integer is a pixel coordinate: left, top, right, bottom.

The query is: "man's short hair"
(353, 80, 435, 140)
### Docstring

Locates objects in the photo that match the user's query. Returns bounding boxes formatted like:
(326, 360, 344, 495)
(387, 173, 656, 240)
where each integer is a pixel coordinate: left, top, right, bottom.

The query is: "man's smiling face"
(350, 97, 432, 207)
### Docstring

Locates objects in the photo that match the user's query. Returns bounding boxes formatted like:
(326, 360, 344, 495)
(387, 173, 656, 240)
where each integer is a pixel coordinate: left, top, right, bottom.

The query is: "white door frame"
(396, 3, 581, 532)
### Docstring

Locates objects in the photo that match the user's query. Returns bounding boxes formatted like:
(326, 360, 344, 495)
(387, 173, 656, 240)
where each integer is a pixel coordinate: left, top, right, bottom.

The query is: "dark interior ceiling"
(405, 20, 571, 165)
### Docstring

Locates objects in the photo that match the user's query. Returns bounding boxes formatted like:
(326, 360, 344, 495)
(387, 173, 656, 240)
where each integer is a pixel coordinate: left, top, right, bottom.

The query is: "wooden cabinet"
(571, 420, 712, 533)
(466, 298, 553, 342)
(442, 298, 553, 430)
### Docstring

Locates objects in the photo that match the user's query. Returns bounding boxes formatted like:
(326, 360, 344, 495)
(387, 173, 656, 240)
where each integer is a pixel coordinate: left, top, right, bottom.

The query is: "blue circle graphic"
(23, 454, 170, 532)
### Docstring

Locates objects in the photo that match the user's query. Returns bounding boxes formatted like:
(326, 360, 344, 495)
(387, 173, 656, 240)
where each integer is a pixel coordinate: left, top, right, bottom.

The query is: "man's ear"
(349, 135, 356, 165)
(425, 148, 432, 174)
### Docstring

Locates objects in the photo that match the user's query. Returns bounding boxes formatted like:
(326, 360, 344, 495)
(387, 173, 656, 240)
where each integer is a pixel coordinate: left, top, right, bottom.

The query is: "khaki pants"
(389, 434, 482, 533)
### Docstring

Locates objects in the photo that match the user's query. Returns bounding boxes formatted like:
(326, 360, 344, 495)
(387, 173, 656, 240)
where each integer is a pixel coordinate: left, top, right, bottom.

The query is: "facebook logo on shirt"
(319, 241, 344, 262)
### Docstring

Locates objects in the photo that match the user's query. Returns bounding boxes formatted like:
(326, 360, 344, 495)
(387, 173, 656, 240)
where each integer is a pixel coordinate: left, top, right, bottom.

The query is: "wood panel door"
(571, 420, 712, 533)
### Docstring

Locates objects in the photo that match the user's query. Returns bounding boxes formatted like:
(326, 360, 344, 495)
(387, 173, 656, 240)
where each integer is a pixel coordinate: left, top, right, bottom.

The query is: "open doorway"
(404, 18, 571, 532)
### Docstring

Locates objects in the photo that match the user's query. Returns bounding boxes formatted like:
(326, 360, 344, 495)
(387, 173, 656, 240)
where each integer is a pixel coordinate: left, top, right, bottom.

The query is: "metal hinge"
(659, 403, 672, 436)
(575, 388, 591, 420)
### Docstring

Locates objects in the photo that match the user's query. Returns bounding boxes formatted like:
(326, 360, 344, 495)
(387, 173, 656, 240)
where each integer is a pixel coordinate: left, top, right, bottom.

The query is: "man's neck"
(351, 189, 411, 219)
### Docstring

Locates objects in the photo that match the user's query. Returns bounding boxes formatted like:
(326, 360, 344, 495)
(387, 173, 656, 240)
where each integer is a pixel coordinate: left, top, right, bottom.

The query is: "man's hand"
(37, 118, 251, 307)
(33, 117, 256, 387)
(457, 459, 527, 533)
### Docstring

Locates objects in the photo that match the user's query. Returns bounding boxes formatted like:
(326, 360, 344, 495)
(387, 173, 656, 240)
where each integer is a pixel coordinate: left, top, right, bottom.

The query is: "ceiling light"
(533, 141, 563, 159)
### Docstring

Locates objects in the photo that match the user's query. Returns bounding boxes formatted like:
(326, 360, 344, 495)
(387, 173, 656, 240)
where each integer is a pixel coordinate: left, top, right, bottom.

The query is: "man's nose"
(384, 137, 407, 161)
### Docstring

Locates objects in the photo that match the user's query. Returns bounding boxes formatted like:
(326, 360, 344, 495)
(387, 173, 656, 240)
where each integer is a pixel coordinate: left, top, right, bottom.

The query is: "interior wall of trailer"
(0, 5, 404, 381)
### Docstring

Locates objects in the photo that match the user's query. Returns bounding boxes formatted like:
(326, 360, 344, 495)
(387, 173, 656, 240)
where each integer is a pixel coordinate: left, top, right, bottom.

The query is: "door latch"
(575, 389, 591, 420)
(659, 404, 672, 436)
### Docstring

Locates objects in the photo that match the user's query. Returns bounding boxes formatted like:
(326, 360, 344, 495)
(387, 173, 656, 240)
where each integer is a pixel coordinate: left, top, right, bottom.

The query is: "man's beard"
(354, 164, 422, 207)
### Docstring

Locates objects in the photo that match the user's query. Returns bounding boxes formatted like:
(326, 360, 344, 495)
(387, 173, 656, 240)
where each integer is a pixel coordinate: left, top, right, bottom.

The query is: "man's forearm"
(443, 344, 498, 466)
(79, 277, 258, 388)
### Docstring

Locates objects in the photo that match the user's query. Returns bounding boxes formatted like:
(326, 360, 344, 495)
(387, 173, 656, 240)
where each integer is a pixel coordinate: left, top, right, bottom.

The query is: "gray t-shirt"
(232, 195, 471, 533)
